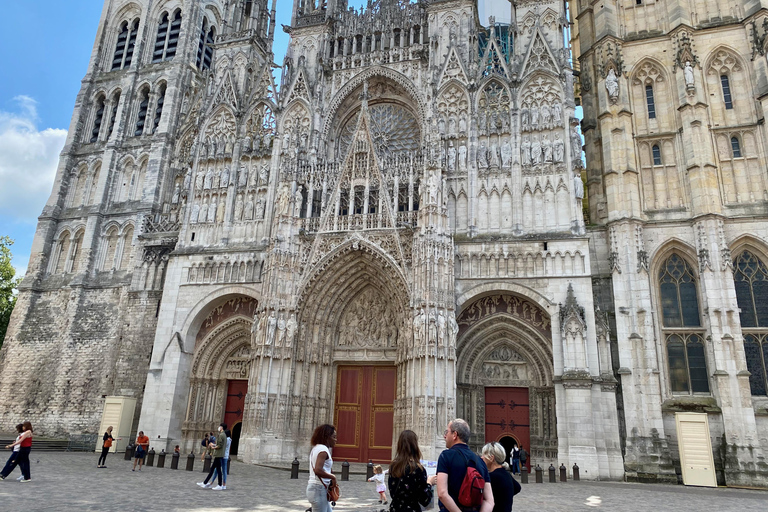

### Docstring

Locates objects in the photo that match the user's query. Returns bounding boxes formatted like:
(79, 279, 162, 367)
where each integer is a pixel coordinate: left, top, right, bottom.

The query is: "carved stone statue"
(438, 116, 446, 136)
(266, 310, 277, 345)
(239, 166, 248, 187)
(489, 143, 501, 168)
(540, 104, 551, 127)
(530, 106, 539, 127)
(220, 167, 230, 188)
(605, 68, 619, 100)
(447, 142, 456, 172)
(477, 142, 489, 168)
(190, 203, 200, 223)
(235, 195, 244, 220)
(259, 166, 269, 186)
(276, 313, 286, 347)
(172, 183, 180, 204)
(459, 116, 467, 134)
(553, 102, 562, 125)
(207, 199, 217, 222)
(255, 198, 265, 219)
(554, 133, 565, 163)
(294, 187, 303, 217)
(243, 135, 252, 153)
(244, 198, 254, 220)
(183, 168, 192, 191)
(216, 200, 225, 223)
(684, 61, 695, 89)
(574, 171, 585, 200)
(448, 116, 457, 136)
(251, 311, 261, 346)
(285, 313, 297, 348)
(199, 201, 208, 223)
(428, 170, 439, 205)
(501, 140, 513, 169)
(204, 168, 213, 189)
(521, 137, 531, 166)
(542, 135, 553, 162)
(571, 126, 583, 161)
(277, 185, 290, 215)
(531, 137, 542, 165)
(521, 108, 530, 131)
(459, 144, 468, 170)
(195, 172, 204, 191)
(437, 309, 447, 347)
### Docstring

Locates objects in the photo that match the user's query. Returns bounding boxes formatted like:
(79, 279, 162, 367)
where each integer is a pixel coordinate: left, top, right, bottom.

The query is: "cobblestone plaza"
(1, 453, 766, 511)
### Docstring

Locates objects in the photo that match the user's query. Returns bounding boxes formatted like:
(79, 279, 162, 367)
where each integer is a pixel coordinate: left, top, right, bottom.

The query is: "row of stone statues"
(521, 101, 563, 132)
(520, 133, 566, 166)
(190, 197, 226, 224)
(413, 308, 459, 348)
(251, 310, 298, 349)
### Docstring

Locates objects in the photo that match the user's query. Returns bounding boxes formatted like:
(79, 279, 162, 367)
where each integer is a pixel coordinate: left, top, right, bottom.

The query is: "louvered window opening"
(196, 21, 215, 70)
(135, 91, 149, 136)
(90, 98, 105, 143)
(733, 250, 768, 395)
(659, 254, 710, 394)
(153, 11, 182, 63)
(152, 88, 166, 134)
(115, 20, 139, 70)
(107, 93, 120, 138)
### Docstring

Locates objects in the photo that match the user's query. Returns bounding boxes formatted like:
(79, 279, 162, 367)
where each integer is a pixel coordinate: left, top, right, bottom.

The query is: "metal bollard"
(341, 460, 350, 481)
(203, 453, 212, 473)
(124, 444, 135, 461)
(291, 457, 300, 479)
(157, 449, 166, 468)
(520, 465, 528, 484)
(186, 452, 195, 471)
(146, 448, 155, 467)
(535, 464, 543, 483)
(366, 459, 374, 480)
(171, 451, 180, 470)
(572, 463, 580, 481)
(548, 464, 556, 483)
(560, 463, 567, 482)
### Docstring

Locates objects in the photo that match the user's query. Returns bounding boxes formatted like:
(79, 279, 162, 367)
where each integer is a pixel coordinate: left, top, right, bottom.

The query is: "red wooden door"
(485, 387, 530, 468)
(334, 366, 396, 463)
(224, 380, 248, 429)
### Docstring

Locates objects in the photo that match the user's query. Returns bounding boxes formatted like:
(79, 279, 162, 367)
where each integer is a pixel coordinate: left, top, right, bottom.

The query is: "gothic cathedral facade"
(0, 0, 766, 486)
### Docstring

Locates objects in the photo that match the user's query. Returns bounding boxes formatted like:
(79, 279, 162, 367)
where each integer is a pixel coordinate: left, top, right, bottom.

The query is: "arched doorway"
(182, 296, 258, 450)
(296, 241, 411, 462)
(456, 293, 557, 469)
(230, 422, 242, 456)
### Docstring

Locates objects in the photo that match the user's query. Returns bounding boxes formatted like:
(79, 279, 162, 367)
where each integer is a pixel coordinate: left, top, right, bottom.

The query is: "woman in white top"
(307, 424, 338, 512)
(0, 423, 23, 480)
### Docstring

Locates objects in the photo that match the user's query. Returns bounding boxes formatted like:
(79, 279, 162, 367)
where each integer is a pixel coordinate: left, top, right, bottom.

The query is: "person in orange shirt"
(132, 431, 150, 472)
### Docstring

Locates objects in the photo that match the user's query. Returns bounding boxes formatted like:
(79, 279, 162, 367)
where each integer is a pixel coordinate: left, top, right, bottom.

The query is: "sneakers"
(196, 482, 211, 488)
(211, 485, 225, 490)
(19, 479, 30, 483)
(16, 475, 23, 481)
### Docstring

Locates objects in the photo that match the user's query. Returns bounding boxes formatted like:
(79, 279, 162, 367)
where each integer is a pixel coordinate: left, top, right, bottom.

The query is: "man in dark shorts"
(427, 418, 494, 512)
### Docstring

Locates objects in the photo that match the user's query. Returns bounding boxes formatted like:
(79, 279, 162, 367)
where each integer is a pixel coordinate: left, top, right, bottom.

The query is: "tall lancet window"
(733, 250, 768, 396)
(658, 254, 710, 394)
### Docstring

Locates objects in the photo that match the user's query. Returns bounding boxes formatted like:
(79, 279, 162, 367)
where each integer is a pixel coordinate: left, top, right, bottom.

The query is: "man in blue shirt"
(427, 418, 494, 512)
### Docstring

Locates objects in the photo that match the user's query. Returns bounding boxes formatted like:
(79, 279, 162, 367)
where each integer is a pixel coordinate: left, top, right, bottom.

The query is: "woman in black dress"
(481, 442, 521, 512)
(387, 430, 433, 512)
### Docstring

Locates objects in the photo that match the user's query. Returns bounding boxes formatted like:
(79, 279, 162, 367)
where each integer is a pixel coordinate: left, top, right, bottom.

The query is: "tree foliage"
(0, 236, 21, 348)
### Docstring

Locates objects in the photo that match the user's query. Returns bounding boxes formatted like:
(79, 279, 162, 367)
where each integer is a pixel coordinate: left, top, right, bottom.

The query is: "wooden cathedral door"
(485, 387, 530, 468)
(333, 366, 396, 462)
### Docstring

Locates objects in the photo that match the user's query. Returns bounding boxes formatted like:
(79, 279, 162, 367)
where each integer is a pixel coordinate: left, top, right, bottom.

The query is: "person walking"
(3, 421, 33, 482)
(97, 426, 118, 468)
(427, 418, 494, 512)
(0, 424, 24, 480)
(481, 442, 521, 512)
(367, 464, 388, 504)
(388, 429, 433, 512)
(209, 428, 232, 490)
(306, 424, 337, 512)
(518, 445, 527, 474)
(132, 431, 149, 471)
(510, 444, 520, 475)
(197, 423, 227, 490)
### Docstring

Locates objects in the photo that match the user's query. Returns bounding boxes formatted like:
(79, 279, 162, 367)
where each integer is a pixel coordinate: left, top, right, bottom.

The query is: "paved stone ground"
(0, 452, 766, 511)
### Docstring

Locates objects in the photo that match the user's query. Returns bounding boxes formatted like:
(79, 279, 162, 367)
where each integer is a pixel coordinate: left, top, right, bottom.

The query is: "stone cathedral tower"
(575, 0, 768, 486)
(1, 0, 632, 481)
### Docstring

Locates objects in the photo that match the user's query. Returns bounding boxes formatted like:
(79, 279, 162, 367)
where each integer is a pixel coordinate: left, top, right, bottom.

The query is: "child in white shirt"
(367, 464, 389, 504)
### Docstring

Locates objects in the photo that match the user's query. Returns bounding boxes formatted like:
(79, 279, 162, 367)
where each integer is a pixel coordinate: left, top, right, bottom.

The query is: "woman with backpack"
(481, 442, 521, 512)
(387, 430, 433, 511)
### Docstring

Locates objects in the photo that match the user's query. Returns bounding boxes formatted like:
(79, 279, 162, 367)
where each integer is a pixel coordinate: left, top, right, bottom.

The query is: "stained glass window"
(652, 144, 662, 166)
(338, 103, 421, 160)
(721, 75, 733, 110)
(733, 250, 768, 395)
(731, 136, 742, 158)
(659, 254, 709, 393)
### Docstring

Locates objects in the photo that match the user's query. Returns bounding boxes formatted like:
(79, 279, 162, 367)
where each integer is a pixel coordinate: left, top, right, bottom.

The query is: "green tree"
(0, 236, 21, 349)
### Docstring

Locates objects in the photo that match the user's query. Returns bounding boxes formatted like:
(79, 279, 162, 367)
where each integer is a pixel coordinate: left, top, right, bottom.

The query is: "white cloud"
(0, 96, 67, 223)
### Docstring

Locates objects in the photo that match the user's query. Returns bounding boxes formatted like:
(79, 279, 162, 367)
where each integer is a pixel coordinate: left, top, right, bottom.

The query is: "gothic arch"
(729, 234, 768, 265)
(475, 77, 512, 110)
(648, 238, 699, 279)
(322, 66, 427, 143)
(180, 289, 261, 354)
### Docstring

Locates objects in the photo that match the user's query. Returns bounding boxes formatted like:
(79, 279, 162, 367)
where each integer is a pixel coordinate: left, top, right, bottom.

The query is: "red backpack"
(457, 450, 485, 509)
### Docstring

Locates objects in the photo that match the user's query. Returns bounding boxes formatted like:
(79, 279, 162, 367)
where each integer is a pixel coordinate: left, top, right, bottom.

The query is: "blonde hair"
(373, 464, 383, 474)
(482, 442, 509, 470)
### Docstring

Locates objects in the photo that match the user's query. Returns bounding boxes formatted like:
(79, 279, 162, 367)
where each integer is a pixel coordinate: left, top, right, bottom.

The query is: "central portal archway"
(456, 293, 557, 468)
(297, 240, 410, 461)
